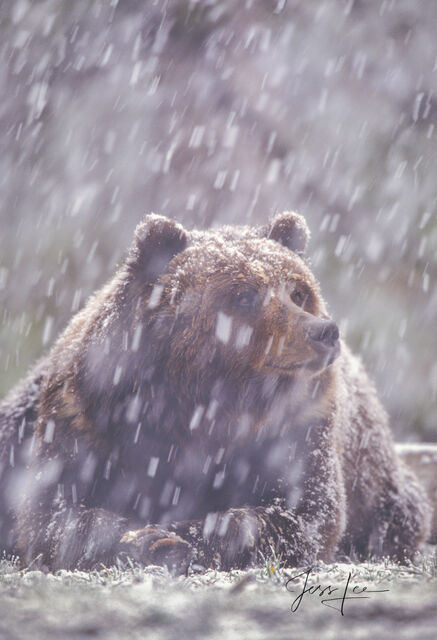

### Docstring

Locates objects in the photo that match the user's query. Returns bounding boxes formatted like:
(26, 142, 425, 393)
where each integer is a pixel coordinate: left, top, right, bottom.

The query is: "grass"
(0, 549, 435, 640)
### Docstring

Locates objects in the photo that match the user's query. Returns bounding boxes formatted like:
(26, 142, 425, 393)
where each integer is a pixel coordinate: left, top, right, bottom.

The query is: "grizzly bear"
(0, 212, 431, 571)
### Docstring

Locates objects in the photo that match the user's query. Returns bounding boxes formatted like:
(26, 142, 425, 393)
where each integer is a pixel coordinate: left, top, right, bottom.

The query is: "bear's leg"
(18, 503, 194, 572)
(375, 465, 431, 562)
(17, 505, 129, 570)
(167, 496, 340, 571)
(340, 463, 431, 562)
(165, 421, 347, 571)
(168, 503, 309, 570)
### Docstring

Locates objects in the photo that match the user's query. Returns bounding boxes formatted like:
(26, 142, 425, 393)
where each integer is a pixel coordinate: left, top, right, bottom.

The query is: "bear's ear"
(128, 214, 188, 280)
(266, 211, 310, 256)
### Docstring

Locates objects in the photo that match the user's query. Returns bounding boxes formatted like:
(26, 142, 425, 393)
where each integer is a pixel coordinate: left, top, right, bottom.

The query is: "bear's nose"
(307, 319, 339, 349)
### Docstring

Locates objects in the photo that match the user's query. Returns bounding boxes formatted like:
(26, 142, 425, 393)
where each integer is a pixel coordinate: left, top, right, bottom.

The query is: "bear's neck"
(168, 364, 338, 451)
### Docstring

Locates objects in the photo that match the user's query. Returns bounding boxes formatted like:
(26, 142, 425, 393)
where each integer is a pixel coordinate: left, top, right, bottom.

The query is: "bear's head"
(125, 212, 340, 394)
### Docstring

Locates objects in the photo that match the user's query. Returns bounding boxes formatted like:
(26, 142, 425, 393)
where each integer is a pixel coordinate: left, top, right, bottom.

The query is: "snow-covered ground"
(1, 553, 436, 640)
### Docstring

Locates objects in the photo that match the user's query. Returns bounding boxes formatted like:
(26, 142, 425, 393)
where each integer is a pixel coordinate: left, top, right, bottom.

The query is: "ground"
(1, 552, 436, 640)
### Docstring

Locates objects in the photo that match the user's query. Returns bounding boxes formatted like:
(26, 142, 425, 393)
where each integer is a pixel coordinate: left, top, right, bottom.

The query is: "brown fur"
(0, 212, 431, 571)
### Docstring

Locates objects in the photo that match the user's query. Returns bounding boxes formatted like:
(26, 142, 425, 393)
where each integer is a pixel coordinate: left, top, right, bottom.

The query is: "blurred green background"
(0, 0, 436, 440)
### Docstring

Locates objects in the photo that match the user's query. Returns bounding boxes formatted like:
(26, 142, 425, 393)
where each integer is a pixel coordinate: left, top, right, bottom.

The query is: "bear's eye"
(234, 290, 260, 310)
(290, 288, 307, 308)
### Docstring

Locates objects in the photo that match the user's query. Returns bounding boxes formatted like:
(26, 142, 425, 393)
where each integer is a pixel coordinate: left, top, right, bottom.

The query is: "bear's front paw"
(118, 526, 193, 574)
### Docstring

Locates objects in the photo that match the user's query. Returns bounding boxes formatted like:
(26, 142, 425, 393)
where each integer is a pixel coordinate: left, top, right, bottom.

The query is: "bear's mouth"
(307, 341, 341, 370)
(264, 342, 340, 374)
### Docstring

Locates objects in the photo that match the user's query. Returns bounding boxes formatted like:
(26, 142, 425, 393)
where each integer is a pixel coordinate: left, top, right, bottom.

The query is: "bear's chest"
(92, 432, 306, 524)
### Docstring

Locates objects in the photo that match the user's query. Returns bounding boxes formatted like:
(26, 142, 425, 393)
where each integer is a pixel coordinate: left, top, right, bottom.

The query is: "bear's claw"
(118, 525, 193, 574)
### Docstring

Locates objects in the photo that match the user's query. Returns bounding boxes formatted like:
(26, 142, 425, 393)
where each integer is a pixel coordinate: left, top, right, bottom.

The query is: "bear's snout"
(306, 319, 340, 352)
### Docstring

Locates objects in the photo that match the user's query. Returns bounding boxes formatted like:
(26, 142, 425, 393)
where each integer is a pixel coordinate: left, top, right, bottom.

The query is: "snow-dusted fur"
(0, 213, 431, 571)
